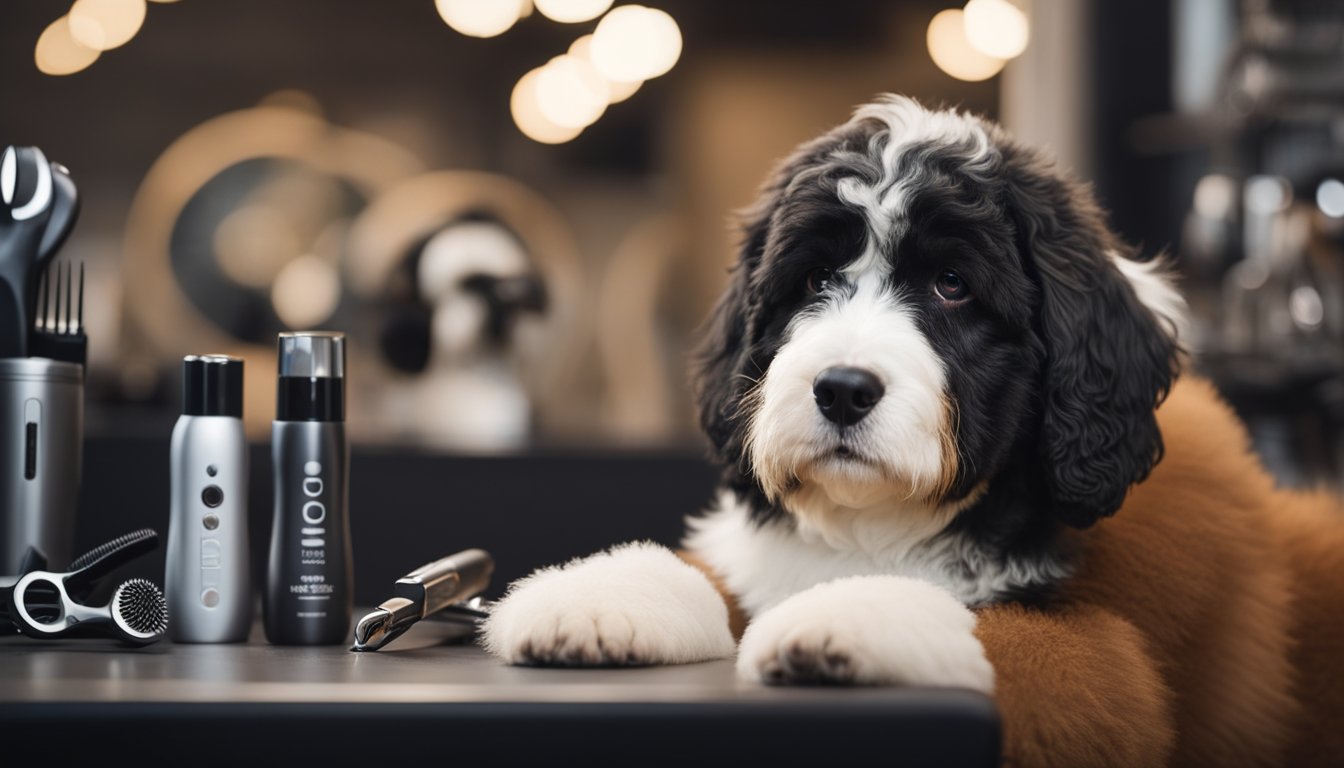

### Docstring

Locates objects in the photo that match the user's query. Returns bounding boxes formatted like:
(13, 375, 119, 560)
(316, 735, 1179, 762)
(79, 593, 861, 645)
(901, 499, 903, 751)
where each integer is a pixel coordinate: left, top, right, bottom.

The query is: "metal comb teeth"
(35, 260, 82, 335)
(29, 259, 87, 365)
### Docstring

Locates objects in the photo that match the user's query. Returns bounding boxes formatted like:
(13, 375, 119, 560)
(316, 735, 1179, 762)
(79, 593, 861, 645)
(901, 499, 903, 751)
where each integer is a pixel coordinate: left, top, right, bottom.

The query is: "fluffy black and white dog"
(481, 94, 1187, 691)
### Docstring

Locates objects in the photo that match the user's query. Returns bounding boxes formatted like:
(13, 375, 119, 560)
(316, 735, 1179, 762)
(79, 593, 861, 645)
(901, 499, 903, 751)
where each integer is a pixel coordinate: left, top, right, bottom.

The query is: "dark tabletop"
(0, 613, 1001, 766)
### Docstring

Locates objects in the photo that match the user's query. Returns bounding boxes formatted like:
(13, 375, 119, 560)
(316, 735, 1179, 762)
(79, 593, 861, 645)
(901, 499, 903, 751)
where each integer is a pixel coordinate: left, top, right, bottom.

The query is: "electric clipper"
(351, 548, 493, 652)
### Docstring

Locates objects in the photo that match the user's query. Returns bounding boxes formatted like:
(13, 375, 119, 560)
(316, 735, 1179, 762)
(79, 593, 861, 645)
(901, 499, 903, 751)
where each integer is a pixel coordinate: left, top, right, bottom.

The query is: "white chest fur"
(683, 490, 1069, 616)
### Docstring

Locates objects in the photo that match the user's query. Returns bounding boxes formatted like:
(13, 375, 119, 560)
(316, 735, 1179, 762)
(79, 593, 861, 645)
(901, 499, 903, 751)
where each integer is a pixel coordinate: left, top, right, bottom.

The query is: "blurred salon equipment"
(377, 213, 548, 451)
(1, 145, 84, 575)
(346, 171, 584, 453)
(117, 95, 423, 437)
(1178, 0, 1344, 490)
(596, 212, 705, 445)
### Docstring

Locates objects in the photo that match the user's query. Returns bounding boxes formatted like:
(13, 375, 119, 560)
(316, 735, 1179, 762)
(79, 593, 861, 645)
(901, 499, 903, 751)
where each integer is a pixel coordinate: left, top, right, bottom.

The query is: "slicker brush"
(110, 578, 169, 645)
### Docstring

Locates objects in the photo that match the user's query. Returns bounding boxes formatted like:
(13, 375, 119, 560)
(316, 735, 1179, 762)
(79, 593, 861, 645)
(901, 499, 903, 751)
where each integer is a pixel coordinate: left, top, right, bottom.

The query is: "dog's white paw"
(735, 575, 994, 692)
(481, 541, 736, 666)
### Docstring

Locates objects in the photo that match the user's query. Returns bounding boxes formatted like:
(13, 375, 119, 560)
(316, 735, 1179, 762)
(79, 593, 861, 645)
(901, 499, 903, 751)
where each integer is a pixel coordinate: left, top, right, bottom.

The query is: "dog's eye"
(934, 271, 970, 303)
(806, 267, 834, 295)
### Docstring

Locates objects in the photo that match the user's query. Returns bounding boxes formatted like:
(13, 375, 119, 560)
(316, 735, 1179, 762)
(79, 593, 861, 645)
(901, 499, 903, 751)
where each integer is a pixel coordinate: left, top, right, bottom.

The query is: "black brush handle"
(63, 528, 159, 600)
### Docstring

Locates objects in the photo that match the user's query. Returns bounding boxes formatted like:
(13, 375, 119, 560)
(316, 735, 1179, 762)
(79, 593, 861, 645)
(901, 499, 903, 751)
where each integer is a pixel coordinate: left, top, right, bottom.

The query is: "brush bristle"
(67, 528, 158, 572)
(112, 578, 169, 639)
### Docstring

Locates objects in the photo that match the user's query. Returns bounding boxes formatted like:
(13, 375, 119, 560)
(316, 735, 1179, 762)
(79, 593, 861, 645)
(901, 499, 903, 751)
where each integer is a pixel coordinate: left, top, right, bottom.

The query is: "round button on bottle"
(202, 485, 224, 508)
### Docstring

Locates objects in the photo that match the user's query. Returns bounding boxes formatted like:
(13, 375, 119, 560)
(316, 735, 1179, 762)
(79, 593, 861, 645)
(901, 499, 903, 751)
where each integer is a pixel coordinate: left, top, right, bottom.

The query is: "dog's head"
(695, 95, 1184, 540)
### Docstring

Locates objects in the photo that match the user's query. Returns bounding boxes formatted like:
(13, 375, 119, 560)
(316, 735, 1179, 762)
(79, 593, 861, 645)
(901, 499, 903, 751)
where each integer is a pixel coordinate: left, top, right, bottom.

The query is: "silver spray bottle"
(165, 355, 252, 643)
(263, 332, 352, 645)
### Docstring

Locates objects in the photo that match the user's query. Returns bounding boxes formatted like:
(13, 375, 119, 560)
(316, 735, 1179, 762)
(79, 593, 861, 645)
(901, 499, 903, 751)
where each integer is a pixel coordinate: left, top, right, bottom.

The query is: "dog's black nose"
(813, 367, 884, 427)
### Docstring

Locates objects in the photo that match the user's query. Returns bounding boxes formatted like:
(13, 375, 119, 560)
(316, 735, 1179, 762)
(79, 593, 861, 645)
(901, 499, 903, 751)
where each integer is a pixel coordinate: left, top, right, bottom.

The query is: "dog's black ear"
(1001, 140, 1181, 528)
(692, 196, 767, 463)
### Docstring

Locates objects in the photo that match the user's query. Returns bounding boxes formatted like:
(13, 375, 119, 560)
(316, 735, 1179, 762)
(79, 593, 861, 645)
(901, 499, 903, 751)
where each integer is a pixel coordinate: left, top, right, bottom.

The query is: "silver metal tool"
(0, 357, 82, 574)
(351, 548, 493, 652)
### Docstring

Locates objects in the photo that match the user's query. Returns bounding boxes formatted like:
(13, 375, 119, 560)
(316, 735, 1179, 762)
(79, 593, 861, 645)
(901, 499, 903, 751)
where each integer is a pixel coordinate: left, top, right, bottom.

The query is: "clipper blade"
(351, 606, 401, 652)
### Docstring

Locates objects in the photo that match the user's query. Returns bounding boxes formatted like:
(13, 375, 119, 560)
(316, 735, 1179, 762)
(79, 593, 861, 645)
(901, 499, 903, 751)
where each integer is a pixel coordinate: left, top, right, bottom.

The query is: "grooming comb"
(29, 259, 86, 366)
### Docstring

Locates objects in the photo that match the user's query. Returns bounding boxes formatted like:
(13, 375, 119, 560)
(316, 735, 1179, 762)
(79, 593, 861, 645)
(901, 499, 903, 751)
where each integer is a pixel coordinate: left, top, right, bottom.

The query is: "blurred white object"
(926, 9, 1006, 82)
(962, 0, 1030, 60)
(434, 0, 527, 38)
(378, 217, 547, 452)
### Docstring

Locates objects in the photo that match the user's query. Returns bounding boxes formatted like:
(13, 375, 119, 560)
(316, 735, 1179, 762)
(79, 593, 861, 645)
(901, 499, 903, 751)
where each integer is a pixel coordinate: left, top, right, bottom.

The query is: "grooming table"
(0, 615, 1001, 766)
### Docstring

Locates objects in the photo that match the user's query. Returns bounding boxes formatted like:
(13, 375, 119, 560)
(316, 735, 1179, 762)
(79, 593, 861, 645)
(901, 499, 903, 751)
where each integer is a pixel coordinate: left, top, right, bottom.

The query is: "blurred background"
(2, 0, 1342, 597)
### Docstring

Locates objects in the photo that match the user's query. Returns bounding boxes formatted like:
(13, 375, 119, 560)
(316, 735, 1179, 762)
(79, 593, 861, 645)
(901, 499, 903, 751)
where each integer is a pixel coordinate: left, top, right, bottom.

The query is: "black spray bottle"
(263, 331, 353, 645)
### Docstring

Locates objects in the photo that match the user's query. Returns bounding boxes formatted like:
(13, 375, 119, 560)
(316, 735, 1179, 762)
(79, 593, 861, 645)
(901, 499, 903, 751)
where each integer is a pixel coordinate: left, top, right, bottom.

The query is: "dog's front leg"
(481, 542, 737, 666)
(736, 578, 1176, 767)
(735, 575, 995, 690)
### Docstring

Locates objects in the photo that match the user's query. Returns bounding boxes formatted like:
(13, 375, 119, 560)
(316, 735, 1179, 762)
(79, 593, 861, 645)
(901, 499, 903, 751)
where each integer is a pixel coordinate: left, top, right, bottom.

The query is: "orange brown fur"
(701, 375, 1344, 766)
(986, 375, 1344, 765)
(678, 550, 749, 640)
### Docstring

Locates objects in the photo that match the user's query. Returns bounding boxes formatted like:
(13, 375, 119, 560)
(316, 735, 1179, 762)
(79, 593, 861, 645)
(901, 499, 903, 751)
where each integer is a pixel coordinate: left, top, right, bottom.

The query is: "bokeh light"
(1245, 174, 1291, 214)
(213, 204, 303, 288)
(34, 16, 100, 76)
(537, 54, 609, 128)
(1316, 178, 1344, 218)
(1193, 174, 1237, 219)
(271, 254, 341, 329)
(435, 0, 527, 38)
(590, 5, 682, 83)
(926, 8, 1006, 82)
(1289, 285, 1325, 329)
(511, 66, 585, 144)
(570, 34, 642, 103)
(962, 0, 1030, 60)
(604, 75, 641, 103)
(535, 0, 614, 24)
(68, 0, 148, 52)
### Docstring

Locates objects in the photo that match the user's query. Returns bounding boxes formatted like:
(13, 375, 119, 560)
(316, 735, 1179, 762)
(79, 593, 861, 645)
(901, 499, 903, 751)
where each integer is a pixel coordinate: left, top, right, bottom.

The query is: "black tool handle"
(62, 529, 160, 600)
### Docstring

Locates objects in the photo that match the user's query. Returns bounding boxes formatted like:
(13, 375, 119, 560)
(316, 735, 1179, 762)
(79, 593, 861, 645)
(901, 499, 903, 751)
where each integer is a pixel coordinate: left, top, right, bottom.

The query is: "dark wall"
(77, 436, 721, 608)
